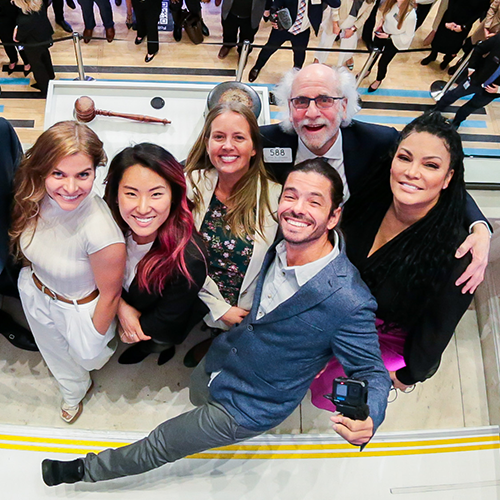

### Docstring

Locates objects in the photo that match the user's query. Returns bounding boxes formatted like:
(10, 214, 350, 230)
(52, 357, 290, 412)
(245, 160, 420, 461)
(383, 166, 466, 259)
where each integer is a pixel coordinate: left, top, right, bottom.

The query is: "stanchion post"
(72, 32, 94, 81)
(356, 48, 382, 88)
(430, 49, 474, 101)
(236, 40, 251, 82)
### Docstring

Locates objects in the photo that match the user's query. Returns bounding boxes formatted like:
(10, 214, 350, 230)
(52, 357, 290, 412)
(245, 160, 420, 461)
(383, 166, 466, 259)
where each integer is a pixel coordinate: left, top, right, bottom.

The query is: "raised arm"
(329, 295, 391, 441)
(455, 194, 492, 293)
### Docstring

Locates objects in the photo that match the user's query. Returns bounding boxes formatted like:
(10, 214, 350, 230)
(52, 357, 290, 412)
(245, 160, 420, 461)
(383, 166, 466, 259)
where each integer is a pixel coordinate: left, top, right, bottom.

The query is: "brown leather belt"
(32, 273, 99, 305)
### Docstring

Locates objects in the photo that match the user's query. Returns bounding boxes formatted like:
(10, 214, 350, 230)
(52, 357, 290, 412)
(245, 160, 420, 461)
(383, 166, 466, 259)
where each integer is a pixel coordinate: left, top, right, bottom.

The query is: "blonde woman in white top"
(10, 121, 126, 424)
(367, 0, 416, 92)
(314, 0, 374, 69)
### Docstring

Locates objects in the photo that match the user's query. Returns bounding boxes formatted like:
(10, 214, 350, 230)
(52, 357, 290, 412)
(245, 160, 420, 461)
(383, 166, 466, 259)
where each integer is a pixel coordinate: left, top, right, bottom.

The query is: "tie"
(290, 0, 307, 35)
(484, 64, 500, 87)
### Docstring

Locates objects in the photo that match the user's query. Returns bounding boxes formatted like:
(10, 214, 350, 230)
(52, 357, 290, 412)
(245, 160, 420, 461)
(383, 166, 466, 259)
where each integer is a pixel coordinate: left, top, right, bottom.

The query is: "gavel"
(74, 96, 170, 125)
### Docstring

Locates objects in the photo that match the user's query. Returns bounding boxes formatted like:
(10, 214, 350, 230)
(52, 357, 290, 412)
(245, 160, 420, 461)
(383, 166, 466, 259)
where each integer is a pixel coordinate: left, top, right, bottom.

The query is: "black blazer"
(122, 233, 209, 345)
(343, 197, 473, 386)
(16, 6, 53, 45)
(260, 120, 490, 229)
(470, 32, 500, 86)
(0, 118, 22, 270)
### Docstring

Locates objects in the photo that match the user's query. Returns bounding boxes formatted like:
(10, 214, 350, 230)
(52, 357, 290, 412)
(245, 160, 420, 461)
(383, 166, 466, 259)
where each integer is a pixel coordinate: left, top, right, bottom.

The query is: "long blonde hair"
(10, 121, 107, 259)
(12, 0, 43, 14)
(185, 102, 272, 241)
(381, 0, 415, 30)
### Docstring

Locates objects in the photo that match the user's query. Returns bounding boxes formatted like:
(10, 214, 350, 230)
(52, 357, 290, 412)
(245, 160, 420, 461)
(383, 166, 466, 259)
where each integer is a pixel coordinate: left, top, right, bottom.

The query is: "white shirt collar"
(296, 130, 343, 163)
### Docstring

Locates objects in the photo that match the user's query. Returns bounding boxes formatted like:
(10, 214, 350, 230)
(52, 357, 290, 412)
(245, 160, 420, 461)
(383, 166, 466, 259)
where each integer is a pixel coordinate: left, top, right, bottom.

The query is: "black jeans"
(373, 35, 399, 81)
(435, 81, 499, 125)
(254, 27, 310, 70)
(222, 12, 258, 53)
(24, 45, 55, 95)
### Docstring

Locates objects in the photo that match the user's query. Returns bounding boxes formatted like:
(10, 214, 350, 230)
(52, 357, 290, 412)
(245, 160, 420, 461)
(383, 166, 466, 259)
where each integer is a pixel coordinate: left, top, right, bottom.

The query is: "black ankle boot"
(0, 310, 38, 351)
(421, 52, 437, 66)
(118, 342, 152, 364)
(42, 458, 84, 486)
(157, 346, 176, 366)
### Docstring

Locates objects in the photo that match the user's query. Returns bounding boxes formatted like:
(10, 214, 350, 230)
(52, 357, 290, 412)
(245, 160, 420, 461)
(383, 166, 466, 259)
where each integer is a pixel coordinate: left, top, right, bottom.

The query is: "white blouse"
(382, 3, 417, 50)
(21, 192, 125, 299)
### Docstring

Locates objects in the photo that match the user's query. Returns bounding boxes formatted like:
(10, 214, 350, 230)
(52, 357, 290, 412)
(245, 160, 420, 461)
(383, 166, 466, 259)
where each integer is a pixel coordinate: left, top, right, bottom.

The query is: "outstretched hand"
(331, 414, 374, 446)
(455, 224, 490, 294)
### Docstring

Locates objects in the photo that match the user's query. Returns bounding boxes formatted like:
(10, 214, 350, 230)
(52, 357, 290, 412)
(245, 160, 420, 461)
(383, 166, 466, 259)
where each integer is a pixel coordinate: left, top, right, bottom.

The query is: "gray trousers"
(83, 360, 261, 482)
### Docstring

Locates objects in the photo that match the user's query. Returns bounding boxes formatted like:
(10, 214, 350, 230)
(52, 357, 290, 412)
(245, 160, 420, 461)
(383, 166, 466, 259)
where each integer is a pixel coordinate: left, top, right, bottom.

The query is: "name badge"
(264, 147, 293, 163)
(311, 0, 321, 4)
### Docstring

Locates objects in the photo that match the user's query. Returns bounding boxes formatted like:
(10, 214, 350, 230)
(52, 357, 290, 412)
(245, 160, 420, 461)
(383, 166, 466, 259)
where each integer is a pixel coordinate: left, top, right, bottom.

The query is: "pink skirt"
(309, 319, 407, 411)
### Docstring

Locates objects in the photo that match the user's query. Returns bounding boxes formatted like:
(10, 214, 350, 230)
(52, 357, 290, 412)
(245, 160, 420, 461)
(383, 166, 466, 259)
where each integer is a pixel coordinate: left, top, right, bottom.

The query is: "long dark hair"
(104, 143, 201, 295)
(343, 112, 467, 330)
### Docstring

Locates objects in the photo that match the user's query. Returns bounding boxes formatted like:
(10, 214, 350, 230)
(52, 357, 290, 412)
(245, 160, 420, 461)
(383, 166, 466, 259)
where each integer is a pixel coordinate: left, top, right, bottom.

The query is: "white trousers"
(314, 7, 359, 66)
(18, 267, 117, 406)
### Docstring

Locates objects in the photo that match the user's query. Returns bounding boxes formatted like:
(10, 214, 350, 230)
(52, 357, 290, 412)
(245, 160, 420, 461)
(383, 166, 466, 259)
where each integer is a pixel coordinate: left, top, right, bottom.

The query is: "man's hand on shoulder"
(455, 223, 491, 294)
(331, 414, 373, 446)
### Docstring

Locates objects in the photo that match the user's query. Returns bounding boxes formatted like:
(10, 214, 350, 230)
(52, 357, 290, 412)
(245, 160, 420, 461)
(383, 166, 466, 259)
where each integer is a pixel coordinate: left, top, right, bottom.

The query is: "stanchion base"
(73, 76, 95, 82)
(430, 80, 447, 101)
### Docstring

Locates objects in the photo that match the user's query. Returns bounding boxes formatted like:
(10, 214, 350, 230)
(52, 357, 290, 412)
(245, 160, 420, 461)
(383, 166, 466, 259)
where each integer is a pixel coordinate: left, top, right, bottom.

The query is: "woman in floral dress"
(183, 102, 282, 366)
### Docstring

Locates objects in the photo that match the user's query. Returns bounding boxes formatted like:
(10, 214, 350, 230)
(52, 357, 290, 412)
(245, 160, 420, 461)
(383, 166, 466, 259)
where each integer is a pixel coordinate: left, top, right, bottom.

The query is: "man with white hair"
(260, 63, 491, 294)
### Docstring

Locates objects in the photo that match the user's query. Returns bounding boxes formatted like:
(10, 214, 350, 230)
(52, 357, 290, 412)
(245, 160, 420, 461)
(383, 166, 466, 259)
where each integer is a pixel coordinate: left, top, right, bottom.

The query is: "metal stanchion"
(72, 32, 94, 82)
(236, 40, 251, 82)
(355, 48, 382, 88)
(430, 50, 474, 101)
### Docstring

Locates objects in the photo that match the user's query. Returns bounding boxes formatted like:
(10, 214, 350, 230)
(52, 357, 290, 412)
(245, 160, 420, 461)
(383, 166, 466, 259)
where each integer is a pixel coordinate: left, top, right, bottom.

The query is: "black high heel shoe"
(7, 63, 16, 75)
(23, 65, 31, 76)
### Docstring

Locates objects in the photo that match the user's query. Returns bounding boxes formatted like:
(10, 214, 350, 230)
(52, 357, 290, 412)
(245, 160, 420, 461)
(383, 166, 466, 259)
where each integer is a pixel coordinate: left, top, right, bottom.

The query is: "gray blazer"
(206, 236, 392, 433)
(222, 0, 268, 29)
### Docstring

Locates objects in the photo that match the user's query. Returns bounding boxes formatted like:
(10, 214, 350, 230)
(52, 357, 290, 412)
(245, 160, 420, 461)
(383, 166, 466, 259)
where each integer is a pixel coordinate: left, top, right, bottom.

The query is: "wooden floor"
(1, 1, 499, 152)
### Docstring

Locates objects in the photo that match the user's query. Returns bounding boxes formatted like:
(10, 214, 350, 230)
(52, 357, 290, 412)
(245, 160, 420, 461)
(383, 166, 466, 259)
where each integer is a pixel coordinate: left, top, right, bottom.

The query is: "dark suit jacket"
(0, 118, 22, 272)
(470, 32, 500, 86)
(222, 0, 268, 30)
(206, 236, 392, 433)
(122, 233, 208, 345)
(16, 6, 53, 45)
(260, 120, 489, 229)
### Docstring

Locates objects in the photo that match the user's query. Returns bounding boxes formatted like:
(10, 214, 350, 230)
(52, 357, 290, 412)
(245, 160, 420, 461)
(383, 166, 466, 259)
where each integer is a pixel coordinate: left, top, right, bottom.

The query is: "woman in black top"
(311, 112, 475, 409)
(421, 0, 489, 69)
(104, 143, 208, 365)
(12, 0, 54, 96)
(0, 0, 30, 75)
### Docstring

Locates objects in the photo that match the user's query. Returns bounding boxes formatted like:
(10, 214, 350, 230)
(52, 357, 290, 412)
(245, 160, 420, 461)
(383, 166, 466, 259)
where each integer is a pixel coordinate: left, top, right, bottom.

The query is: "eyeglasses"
(289, 95, 344, 110)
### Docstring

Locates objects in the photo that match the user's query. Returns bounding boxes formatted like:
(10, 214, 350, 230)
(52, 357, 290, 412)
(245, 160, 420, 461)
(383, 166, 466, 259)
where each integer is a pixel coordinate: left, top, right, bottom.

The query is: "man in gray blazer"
(42, 159, 391, 488)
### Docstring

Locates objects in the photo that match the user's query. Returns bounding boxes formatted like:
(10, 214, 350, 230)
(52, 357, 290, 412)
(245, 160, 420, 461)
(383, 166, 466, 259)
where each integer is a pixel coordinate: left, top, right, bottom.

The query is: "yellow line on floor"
(191, 443, 500, 460)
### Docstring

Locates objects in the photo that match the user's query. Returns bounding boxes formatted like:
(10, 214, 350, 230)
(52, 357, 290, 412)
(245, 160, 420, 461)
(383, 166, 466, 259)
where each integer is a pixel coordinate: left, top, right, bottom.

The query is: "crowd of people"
(0, 57, 493, 487)
(1, 0, 500, 108)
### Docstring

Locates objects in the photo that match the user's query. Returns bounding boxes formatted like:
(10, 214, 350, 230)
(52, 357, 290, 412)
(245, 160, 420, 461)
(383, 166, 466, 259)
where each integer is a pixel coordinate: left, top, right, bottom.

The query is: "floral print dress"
(200, 194, 254, 306)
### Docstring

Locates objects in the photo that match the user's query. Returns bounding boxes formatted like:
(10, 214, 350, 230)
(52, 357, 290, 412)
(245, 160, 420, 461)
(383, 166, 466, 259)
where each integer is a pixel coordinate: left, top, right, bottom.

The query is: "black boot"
(0, 310, 38, 351)
(157, 346, 175, 366)
(421, 51, 437, 65)
(119, 340, 174, 365)
(42, 458, 84, 487)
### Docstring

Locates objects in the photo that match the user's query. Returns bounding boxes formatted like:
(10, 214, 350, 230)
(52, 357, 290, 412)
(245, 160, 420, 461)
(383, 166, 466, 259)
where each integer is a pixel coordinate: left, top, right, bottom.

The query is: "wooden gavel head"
(74, 96, 97, 123)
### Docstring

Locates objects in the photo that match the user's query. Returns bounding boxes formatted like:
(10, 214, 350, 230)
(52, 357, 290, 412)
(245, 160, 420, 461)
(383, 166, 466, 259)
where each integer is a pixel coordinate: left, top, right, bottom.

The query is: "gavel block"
(74, 96, 170, 125)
